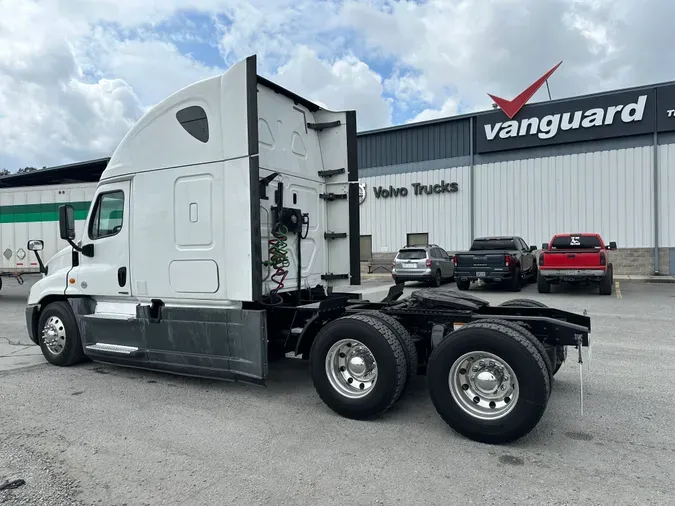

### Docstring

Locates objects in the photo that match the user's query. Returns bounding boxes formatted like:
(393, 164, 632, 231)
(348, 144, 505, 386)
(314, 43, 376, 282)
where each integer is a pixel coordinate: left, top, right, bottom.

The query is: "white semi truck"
(25, 55, 591, 444)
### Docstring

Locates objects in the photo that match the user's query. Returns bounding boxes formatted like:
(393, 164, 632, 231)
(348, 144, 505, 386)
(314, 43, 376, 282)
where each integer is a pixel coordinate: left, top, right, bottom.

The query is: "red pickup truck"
(538, 233, 617, 295)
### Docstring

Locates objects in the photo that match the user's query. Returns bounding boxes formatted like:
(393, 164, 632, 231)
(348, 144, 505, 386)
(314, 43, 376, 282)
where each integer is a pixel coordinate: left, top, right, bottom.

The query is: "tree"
(16, 166, 38, 173)
(0, 168, 10, 176)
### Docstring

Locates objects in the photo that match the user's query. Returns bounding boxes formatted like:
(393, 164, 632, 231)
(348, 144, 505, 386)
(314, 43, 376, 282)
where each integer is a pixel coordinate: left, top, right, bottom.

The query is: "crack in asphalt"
(0, 336, 26, 346)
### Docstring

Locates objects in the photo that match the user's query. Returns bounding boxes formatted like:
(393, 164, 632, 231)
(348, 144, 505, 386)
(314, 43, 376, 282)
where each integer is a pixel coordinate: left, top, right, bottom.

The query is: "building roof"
(0, 158, 109, 188)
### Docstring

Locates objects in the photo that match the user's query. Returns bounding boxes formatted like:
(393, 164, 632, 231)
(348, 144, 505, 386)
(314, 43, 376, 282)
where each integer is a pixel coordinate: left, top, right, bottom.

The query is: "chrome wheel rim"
(325, 339, 378, 399)
(42, 316, 66, 355)
(449, 351, 519, 420)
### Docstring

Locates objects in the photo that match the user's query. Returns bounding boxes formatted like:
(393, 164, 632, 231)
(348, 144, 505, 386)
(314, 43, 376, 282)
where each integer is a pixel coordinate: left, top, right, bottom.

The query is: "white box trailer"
(0, 182, 97, 289)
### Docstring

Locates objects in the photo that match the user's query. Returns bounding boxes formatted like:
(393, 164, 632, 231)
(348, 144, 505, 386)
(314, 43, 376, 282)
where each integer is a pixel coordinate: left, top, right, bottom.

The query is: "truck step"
(85, 343, 140, 355)
(317, 168, 345, 178)
(83, 313, 135, 321)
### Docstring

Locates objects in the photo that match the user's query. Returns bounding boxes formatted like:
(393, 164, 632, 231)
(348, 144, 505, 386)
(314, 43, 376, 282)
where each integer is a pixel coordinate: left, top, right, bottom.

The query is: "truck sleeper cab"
(25, 55, 593, 446)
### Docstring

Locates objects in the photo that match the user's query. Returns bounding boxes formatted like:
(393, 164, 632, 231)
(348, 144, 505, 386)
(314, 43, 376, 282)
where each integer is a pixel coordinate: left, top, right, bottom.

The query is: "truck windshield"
(397, 249, 426, 260)
(551, 236, 602, 249)
(470, 239, 516, 251)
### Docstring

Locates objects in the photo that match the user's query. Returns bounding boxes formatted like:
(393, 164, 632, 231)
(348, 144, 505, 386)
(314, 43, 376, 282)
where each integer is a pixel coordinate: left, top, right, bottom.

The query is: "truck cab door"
(66, 181, 131, 300)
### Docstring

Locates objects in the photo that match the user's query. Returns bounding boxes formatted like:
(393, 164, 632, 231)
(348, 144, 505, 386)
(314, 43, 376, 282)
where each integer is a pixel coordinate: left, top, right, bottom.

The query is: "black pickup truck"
(452, 236, 538, 291)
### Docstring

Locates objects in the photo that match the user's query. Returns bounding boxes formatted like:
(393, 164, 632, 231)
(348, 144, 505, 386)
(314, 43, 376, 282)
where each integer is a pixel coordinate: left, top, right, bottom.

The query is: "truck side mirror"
(59, 205, 76, 241)
(27, 240, 44, 251)
(529, 245, 537, 252)
(609, 241, 617, 250)
(542, 243, 549, 250)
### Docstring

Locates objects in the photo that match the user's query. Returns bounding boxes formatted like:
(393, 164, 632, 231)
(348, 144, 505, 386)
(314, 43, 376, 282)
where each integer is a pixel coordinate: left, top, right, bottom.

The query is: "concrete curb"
(614, 274, 675, 283)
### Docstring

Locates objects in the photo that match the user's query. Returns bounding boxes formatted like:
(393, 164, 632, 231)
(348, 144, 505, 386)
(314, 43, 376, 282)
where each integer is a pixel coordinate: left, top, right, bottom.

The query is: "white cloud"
(273, 46, 392, 131)
(407, 98, 461, 124)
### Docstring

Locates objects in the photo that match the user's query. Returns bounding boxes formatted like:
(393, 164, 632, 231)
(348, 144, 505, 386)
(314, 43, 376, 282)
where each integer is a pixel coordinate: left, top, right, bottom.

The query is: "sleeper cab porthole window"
(176, 106, 209, 143)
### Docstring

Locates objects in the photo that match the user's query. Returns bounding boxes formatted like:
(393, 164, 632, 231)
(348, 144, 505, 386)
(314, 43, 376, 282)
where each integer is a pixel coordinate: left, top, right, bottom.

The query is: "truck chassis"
(28, 281, 590, 445)
(253, 283, 589, 444)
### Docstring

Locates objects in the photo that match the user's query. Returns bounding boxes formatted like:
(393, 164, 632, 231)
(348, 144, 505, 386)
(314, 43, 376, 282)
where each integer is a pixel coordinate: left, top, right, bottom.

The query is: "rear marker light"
(426, 258, 432, 268)
(453, 255, 458, 266)
(539, 253, 544, 266)
(599, 252, 606, 266)
(505, 255, 511, 267)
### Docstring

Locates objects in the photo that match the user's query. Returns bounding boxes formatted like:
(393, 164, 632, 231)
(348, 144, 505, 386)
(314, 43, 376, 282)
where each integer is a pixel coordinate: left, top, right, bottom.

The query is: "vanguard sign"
(373, 181, 459, 199)
(476, 88, 657, 153)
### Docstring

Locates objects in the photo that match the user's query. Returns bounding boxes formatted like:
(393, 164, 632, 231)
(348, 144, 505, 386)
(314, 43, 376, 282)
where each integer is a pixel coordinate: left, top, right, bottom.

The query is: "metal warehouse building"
(356, 80, 675, 276)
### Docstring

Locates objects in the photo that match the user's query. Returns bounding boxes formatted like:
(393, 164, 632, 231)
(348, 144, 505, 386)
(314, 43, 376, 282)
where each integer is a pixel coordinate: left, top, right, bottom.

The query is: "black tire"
(498, 299, 548, 308)
(431, 269, 442, 287)
(37, 301, 86, 367)
(358, 310, 418, 385)
(0, 277, 3, 291)
(394, 278, 405, 285)
(529, 265, 539, 283)
(456, 279, 470, 291)
(508, 267, 522, 292)
(599, 266, 613, 295)
(309, 314, 407, 420)
(537, 274, 551, 293)
(496, 299, 566, 378)
(465, 319, 553, 388)
(427, 321, 550, 444)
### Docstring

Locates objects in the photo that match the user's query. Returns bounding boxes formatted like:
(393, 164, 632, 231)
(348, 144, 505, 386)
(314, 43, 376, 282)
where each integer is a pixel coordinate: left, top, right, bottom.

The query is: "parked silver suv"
(391, 244, 455, 287)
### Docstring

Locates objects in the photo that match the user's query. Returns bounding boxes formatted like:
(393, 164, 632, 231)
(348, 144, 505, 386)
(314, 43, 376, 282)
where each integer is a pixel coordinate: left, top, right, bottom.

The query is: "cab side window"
(89, 190, 125, 240)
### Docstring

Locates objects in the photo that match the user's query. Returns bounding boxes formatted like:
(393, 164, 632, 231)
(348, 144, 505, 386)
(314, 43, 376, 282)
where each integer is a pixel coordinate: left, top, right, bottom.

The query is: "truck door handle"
(118, 267, 127, 287)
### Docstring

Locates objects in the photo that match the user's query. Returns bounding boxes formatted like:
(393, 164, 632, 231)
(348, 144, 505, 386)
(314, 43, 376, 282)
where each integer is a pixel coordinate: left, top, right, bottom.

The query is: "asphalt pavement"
(1, 277, 674, 505)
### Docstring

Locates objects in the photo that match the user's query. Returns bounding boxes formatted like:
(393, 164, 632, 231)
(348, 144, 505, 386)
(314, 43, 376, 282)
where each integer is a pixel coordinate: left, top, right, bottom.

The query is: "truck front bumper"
(25, 305, 40, 345)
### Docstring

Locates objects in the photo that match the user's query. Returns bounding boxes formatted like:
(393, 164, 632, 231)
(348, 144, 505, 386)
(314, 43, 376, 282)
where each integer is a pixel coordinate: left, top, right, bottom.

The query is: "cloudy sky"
(0, 0, 672, 170)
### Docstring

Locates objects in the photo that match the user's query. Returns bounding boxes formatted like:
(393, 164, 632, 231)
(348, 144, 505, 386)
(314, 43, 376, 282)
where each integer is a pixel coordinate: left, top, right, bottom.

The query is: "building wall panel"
(474, 146, 654, 248)
(358, 166, 471, 254)
(658, 143, 675, 247)
(357, 120, 471, 169)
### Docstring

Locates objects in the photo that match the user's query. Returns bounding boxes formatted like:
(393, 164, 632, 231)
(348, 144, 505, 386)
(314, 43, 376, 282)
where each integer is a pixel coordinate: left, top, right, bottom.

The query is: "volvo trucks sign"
(476, 89, 656, 153)
(373, 181, 459, 199)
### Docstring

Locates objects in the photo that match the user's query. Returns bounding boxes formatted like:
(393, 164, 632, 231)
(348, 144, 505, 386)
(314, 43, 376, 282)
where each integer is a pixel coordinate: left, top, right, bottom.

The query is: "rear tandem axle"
(270, 284, 590, 445)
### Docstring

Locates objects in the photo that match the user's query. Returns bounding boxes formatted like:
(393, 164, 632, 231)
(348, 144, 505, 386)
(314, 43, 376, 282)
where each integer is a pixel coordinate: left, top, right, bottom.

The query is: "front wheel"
(37, 301, 86, 366)
(309, 314, 408, 420)
(427, 321, 550, 444)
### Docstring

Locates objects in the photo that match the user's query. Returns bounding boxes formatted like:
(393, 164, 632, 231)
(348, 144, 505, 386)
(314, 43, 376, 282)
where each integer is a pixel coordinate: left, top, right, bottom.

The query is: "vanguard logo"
(484, 95, 647, 141)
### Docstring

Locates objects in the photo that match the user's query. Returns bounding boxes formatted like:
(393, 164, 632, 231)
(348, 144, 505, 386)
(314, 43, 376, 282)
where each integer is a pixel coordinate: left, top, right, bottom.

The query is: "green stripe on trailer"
(0, 201, 91, 223)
